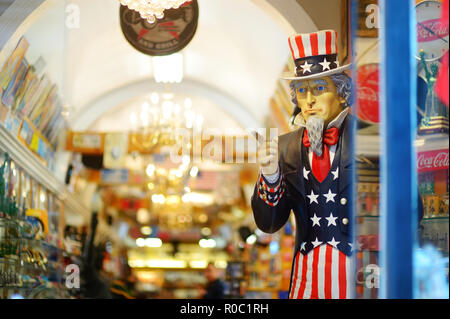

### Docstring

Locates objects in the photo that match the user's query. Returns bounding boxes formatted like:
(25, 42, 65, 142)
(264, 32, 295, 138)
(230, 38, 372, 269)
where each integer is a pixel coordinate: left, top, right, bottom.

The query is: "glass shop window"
(414, 0, 449, 299)
(353, 0, 449, 299)
(353, 0, 382, 299)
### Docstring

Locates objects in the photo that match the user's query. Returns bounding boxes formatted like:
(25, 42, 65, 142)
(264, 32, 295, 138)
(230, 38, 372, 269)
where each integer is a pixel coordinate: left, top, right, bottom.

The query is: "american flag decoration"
(287, 156, 355, 298)
(257, 174, 285, 207)
(288, 30, 338, 60)
(282, 29, 351, 80)
(289, 245, 354, 299)
(188, 170, 218, 191)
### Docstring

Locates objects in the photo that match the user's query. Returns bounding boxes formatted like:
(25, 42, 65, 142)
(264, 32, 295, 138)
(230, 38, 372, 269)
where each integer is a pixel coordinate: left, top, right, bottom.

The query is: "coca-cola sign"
(357, 63, 379, 124)
(417, 149, 449, 172)
(417, 18, 449, 43)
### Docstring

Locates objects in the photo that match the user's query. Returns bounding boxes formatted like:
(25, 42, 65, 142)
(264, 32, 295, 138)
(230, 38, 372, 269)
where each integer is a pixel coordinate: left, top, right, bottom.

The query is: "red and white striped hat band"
(288, 30, 342, 78)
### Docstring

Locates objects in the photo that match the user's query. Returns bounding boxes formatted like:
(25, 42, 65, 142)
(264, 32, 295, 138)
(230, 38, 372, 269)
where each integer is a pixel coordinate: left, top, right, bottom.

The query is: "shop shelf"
(0, 125, 90, 221)
(357, 133, 449, 156)
(246, 286, 279, 292)
(421, 216, 449, 221)
(162, 284, 200, 289)
(0, 256, 19, 263)
(357, 215, 449, 221)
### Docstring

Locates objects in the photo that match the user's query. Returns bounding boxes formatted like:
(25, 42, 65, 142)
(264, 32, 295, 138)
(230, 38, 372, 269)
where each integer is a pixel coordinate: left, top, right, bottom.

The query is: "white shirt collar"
(327, 107, 349, 130)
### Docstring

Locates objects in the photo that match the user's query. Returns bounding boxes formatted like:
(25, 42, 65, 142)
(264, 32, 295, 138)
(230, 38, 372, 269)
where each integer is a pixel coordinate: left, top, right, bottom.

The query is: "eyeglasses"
(296, 84, 330, 97)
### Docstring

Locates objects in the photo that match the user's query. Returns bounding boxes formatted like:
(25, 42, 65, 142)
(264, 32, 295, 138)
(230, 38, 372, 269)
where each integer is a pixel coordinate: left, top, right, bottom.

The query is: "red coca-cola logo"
(417, 149, 449, 172)
(357, 64, 379, 124)
(417, 18, 449, 42)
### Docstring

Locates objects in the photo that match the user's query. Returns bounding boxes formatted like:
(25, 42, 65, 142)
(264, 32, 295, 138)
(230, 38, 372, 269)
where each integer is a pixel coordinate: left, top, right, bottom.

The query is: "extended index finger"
(251, 131, 266, 144)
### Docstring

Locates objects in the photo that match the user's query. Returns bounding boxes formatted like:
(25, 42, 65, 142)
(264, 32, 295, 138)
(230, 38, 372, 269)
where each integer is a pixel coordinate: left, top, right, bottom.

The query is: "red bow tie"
(302, 127, 339, 182)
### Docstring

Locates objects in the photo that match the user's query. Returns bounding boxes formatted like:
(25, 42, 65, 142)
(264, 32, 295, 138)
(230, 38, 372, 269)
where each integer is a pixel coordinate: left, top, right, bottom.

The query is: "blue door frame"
(378, 0, 418, 298)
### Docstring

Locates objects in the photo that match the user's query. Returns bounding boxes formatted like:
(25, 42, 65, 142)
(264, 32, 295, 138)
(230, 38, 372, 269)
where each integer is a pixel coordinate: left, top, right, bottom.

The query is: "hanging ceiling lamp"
(118, 0, 190, 23)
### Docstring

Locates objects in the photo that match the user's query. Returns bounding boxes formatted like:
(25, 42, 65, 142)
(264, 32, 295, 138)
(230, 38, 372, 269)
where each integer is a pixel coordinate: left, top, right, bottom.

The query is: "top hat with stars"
(282, 30, 351, 80)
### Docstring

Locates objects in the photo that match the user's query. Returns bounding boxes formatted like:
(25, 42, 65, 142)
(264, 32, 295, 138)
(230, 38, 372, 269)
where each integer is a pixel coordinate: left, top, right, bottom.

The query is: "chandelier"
(118, 0, 190, 23)
(129, 92, 203, 153)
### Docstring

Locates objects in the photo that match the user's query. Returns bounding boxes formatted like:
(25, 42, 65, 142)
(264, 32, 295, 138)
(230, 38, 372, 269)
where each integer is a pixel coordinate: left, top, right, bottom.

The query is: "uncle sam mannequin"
(251, 30, 355, 299)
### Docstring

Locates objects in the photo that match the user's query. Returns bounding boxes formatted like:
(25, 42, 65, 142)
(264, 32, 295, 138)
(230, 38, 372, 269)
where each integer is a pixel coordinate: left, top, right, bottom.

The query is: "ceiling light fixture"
(152, 53, 184, 83)
(118, 0, 190, 24)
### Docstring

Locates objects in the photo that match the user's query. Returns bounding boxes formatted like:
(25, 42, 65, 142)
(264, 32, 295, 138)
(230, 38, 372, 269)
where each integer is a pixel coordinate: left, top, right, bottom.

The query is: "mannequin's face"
(294, 76, 345, 126)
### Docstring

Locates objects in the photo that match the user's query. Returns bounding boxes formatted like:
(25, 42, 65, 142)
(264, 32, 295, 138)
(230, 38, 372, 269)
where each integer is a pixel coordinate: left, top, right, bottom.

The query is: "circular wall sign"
(120, 0, 199, 56)
(415, 0, 449, 61)
(357, 63, 379, 124)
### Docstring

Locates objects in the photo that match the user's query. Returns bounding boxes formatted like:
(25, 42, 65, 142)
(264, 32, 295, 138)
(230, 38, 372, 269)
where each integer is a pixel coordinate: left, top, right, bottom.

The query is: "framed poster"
(1, 59, 28, 109)
(0, 37, 29, 91)
(19, 118, 34, 146)
(101, 169, 129, 184)
(12, 65, 36, 113)
(103, 133, 129, 169)
(4, 110, 21, 136)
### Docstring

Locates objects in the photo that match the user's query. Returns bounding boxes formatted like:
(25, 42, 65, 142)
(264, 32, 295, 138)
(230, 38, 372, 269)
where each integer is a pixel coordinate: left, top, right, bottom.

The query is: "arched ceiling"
(62, 0, 317, 131)
(1, 0, 319, 133)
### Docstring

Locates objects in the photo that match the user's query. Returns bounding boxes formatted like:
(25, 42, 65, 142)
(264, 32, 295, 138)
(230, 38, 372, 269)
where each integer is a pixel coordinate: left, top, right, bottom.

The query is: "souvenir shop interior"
(0, 0, 448, 299)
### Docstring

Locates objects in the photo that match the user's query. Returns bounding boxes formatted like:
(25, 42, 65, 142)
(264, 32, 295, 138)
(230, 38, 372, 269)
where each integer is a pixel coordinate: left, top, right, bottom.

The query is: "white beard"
(305, 116, 324, 157)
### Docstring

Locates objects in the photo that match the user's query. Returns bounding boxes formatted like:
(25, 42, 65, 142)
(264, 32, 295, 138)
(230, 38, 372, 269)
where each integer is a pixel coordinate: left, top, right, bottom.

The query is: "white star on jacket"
(311, 237, 322, 248)
(325, 212, 338, 226)
(319, 57, 331, 71)
(303, 167, 310, 180)
(307, 190, 319, 204)
(323, 189, 337, 203)
(327, 237, 340, 248)
(300, 61, 313, 74)
(311, 213, 321, 227)
(300, 242, 306, 251)
(331, 167, 339, 180)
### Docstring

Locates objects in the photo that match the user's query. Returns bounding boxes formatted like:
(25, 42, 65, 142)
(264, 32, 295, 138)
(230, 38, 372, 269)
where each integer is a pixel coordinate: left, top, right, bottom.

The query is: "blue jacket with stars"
(251, 115, 355, 257)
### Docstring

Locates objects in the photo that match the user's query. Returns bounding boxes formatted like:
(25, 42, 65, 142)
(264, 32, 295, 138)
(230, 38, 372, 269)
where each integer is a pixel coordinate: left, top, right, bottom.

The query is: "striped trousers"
(289, 244, 355, 299)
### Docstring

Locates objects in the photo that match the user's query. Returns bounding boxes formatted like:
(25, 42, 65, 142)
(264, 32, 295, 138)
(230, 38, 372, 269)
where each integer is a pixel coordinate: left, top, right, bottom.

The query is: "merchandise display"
(0, 152, 68, 298)
(0, 37, 67, 171)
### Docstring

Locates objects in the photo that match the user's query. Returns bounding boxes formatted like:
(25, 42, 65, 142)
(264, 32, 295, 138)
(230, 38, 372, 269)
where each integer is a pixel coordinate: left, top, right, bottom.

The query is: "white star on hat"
(327, 237, 340, 248)
(325, 212, 338, 227)
(331, 167, 339, 180)
(300, 61, 313, 74)
(300, 242, 306, 251)
(319, 57, 331, 71)
(307, 190, 319, 204)
(334, 58, 340, 67)
(323, 189, 337, 203)
(310, 213, 321, 227)
(303, 167, 310, 180)
(312, 237, 322, 248)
